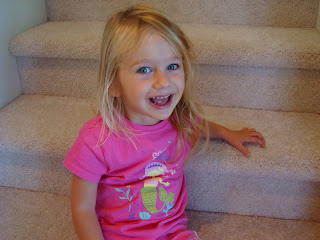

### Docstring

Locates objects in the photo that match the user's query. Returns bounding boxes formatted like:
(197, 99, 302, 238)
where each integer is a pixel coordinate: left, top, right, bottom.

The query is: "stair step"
(1, 186, 320, 240)
(13, 57, 320, 113)
(0, 95, 95, 195)
(0, 186, 76, 240)
(0, 95, 319, 221)
(46, 0, 319, 28)
(186, 107, 320, 221)
(9, 21, 320, 70)
(8, 22, 320, 113)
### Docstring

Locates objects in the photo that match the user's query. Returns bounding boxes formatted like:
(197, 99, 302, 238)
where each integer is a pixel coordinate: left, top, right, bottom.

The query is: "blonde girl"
(64, 5, 265, 240)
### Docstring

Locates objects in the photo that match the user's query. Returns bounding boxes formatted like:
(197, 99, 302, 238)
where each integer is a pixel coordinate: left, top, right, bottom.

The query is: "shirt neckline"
(123, 117, 170, 132)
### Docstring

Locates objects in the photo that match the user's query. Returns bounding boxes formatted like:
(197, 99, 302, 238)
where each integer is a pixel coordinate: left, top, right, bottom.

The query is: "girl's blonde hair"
(97, 4, 209, 157)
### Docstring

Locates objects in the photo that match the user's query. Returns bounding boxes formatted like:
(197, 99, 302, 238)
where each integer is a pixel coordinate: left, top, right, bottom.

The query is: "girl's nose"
(153, 70, 170, 89)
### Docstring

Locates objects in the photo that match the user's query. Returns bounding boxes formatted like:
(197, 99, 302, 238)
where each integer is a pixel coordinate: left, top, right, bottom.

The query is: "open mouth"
(150, 95, 172, 106)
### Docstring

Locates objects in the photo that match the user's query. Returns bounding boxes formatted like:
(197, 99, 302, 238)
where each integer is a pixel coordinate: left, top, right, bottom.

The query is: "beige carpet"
(1, 186, 320, 240)
(1, 95, 320, 222)
(9, 22, 320, 113)
(46, 0, 319, 28)
(2, 1, 320, 239)
(9, 22, 320, 70)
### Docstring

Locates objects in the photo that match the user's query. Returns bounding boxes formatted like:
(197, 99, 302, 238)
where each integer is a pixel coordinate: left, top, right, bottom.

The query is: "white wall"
(0, 0, 47, 109)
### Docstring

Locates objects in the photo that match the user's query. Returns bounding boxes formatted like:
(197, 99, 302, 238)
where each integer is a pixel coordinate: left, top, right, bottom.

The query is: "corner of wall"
(0, 0, 47, 109)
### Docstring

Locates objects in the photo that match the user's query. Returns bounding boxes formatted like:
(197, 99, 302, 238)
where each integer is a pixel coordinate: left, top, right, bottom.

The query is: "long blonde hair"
(97, 4, 209, 156)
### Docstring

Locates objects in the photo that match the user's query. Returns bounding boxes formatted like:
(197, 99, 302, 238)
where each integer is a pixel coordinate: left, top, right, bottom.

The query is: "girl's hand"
(223, 128, 265, 157)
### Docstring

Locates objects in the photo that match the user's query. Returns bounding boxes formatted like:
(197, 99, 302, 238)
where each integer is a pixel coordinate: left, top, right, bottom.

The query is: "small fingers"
(248, 131, 262, 138)
(236, 128, 266, 155)
(248, 132, 265, 147)
(243, 128, 265, 148)
(235, 144, 250, 157)
(242, 128, 255, 132)
(245, 136, 265, 148)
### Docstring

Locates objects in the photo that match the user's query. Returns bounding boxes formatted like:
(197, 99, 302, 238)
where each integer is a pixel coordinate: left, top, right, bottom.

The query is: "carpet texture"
(1, 186, 320, 240)
(0, 95, 319, 221)
(186, 106, 320, 221)
(2, 0, 320, 239)
(14, 57, 320, 113)
(46, 0, 319, 28)
(8, 21, 320, 113)
(9, 22, 320, 70)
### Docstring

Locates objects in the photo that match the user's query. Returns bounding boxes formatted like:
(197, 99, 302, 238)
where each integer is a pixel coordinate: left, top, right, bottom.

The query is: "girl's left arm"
(205, 121, 265, 157)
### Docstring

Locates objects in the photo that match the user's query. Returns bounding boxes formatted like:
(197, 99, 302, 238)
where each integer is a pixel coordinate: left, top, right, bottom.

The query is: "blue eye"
(137, 67, 151, 74)
(167, 64, 179, 70)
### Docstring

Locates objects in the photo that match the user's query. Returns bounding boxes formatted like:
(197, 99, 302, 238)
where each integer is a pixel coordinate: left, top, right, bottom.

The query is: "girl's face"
(117, 32, 185, 126)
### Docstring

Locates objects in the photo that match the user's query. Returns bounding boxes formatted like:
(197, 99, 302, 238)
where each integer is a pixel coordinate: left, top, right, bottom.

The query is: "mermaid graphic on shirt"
(139, 162, 176, 218)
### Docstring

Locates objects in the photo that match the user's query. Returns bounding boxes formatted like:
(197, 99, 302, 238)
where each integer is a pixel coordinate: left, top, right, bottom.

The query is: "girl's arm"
(71, 174, 104, 240)
(206, 121, 265, 157)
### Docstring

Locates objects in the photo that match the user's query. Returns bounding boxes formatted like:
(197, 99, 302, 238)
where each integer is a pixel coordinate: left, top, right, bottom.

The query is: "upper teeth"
(152, 95, 170, 99)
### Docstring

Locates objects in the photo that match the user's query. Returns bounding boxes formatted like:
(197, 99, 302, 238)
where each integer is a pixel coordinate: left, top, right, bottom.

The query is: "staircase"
(1, 0, 320, 239)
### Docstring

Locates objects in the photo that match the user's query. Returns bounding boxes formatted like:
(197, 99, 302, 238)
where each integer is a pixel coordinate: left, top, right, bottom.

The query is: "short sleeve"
(64, 126, 108, 183)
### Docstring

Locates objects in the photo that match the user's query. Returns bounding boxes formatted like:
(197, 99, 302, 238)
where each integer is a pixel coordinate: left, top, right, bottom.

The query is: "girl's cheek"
(140, 75, 152, 81)
(134, 72, 152, 81)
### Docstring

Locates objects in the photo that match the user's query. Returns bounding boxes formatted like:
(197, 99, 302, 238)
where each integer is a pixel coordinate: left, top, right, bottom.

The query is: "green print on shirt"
(139, 162, 176, 216)
(141, 186, 175, 214)
(114, 186, 134, 212)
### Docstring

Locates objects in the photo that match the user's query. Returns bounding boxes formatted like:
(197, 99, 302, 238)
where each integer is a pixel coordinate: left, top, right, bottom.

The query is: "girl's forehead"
(122, 32, 181, 64)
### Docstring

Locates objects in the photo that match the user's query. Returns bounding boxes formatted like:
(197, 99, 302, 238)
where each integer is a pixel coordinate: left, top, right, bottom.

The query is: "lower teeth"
(151, 96, 170, 105)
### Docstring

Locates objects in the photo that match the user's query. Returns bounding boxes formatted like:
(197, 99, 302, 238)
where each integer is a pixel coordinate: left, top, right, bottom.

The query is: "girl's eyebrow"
(129, 56, 181, 68)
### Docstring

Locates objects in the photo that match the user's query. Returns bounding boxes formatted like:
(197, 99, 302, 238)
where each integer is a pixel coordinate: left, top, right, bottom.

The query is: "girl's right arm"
(71, 174, 105, 240)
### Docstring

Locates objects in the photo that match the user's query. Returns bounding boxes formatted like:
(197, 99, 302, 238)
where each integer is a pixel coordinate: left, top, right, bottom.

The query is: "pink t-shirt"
(64, 115, 200, 240)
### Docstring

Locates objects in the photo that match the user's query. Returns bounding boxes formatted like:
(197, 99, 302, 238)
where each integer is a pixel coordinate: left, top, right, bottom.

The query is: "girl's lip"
(150, 94, 171, 99)
(149, 94, 173, 109)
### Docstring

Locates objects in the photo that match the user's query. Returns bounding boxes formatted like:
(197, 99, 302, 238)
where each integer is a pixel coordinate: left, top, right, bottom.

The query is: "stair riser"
(17, 57, 320, 113)
(46, 0, 319, 28)
(1, 95, 319, 222)
(186, 171, 320, 222)
(1, 163, 319, 222)
(17, 57, 97, 99)
(0, 165, 71, 196)
(196, 65, 320, 114)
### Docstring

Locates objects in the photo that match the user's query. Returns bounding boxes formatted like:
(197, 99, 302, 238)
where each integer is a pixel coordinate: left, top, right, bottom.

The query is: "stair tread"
(9, 21, 320, 70)
(1, 186, 319, 240)
(1, 94, 319, 183)
(47, 0, 319, 28)
(187, 105, 320, 182)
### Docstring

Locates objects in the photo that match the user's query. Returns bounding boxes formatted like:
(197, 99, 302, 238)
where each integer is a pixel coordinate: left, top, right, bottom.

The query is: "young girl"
(64, 5, 265, 240)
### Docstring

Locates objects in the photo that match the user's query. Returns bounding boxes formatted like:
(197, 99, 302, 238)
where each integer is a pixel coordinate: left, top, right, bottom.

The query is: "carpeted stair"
(2, 186, 320, 240)
(1, 0, 320, 239)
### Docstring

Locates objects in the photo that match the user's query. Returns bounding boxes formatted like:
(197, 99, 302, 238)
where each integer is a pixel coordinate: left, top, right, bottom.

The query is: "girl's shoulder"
(78, 114, 109, 141)
(83, 114, 104, 130)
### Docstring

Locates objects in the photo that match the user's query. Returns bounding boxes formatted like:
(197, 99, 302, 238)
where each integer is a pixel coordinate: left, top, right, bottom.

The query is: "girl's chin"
(145, 111, 174, 125)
